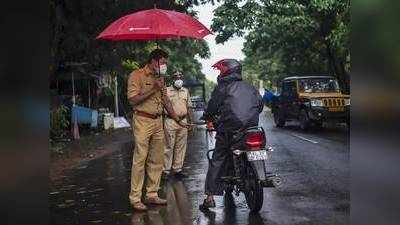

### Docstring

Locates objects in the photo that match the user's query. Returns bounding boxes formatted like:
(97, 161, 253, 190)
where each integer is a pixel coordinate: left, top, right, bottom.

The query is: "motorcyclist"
(199, 59, 263, 210)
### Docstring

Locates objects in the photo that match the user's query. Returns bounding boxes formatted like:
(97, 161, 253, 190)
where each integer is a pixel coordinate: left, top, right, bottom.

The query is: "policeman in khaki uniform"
(127, 49, 183, 211)
(163, 72, 192, 178)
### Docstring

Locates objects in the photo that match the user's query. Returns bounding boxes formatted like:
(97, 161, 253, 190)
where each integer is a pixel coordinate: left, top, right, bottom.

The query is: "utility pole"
(259, 80, 265, 96)
(114, 76, 119, 117)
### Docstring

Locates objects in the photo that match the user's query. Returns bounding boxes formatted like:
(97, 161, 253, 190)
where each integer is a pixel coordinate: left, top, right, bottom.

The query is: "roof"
(283, 75, 335, 81)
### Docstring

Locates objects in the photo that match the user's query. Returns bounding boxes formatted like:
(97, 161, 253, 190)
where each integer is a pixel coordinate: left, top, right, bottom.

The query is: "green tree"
(50, 0, 210, 78)
(50, 105, 70, 139)
(206, 0, 350, 92)
(50, 0, 212, 116)
(204, 79, 217, 101)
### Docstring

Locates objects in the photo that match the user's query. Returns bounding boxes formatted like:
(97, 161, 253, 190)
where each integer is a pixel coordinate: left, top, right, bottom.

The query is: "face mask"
(174, 79, 183, 89)
(156, 64, 167, 75)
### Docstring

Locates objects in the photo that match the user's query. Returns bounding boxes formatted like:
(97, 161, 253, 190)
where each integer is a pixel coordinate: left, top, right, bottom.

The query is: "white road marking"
(290, 133, 319, 144)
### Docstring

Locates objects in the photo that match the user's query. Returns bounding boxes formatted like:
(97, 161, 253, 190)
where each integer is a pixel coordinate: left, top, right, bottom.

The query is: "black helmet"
(212, 59, 242, 77)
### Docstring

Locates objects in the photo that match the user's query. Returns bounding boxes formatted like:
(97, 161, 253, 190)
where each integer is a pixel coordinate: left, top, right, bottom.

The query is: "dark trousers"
(204, 130, 235, 196)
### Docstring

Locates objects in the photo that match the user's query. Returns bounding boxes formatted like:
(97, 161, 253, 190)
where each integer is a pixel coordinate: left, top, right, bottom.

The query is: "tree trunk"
(325, 41, 350, 94)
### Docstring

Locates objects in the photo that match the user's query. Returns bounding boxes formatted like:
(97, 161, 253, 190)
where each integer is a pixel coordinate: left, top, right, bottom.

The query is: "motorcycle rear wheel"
(243, 163, 264, 212)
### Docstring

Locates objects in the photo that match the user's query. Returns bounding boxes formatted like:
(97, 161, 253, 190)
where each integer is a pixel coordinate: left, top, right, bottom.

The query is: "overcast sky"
(193, 2, 245, 83)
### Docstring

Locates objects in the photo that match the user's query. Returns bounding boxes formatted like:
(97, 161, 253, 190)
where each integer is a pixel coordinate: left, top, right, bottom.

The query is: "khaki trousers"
(164, 118, 188, 173)
(129, 115, 164, 204)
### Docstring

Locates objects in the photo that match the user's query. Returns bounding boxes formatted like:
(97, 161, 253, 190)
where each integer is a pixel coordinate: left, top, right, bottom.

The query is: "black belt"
(166, 115, 186, 121)
(134, 110, 161, 119)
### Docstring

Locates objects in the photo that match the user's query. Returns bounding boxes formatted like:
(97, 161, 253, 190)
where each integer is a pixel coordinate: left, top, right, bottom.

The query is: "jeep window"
(298, 78, 340, 93)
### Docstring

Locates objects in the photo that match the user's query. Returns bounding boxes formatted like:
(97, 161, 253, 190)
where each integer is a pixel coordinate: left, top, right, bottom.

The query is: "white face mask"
(174, 79, 183, 89)
(157, 64, 167, 75)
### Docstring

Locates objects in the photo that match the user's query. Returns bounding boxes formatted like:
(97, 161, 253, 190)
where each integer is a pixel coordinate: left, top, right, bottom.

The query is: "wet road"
(50, 111, 349, 225)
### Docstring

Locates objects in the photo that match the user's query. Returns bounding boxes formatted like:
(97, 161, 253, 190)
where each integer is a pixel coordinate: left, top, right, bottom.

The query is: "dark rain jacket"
(203, 72, 263, 132)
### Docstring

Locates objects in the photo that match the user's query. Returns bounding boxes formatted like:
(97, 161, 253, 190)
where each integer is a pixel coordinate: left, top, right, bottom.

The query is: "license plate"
(328, 107, 344, 112)
(246, 150, 269, 161)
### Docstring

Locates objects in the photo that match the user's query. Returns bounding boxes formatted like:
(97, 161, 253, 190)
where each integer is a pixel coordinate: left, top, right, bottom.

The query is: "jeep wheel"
(273, 111, 285, 128)
(299, 109, 310, 130)
(314, 121, 323, 130)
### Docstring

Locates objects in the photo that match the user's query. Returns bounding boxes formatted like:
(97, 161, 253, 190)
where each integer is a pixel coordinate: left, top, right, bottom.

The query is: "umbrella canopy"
(96, 9, 212, 41)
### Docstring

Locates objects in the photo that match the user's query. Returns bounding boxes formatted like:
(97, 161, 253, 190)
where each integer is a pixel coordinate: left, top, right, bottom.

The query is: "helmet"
(211, 59, 242, 77)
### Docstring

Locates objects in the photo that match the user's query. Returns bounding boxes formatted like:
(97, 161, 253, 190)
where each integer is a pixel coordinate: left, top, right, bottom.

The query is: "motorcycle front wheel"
(243, 162, 264, 212)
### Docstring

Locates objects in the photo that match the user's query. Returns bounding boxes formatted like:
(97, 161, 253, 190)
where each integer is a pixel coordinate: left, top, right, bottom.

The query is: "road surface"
(50, 110, 349, 225)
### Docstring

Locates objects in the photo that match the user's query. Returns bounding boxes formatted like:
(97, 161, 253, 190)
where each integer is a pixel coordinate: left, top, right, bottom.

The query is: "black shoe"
(199, 198, 216, 211)
(201, 208, 216, 220)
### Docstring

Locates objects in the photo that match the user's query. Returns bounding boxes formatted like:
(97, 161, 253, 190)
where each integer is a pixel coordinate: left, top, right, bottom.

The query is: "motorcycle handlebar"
(184, 121, 215, 132)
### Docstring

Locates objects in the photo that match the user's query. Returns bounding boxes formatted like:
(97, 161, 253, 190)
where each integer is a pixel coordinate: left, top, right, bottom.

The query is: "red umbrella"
(96, 8, 211, 41)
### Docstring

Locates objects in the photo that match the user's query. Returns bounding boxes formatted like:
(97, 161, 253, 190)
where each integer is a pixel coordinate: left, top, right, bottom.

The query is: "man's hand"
(187, 123, 195, 132)
(129, 88, 157, 106)
(177, 120, 191, 129)
(206, 121, 214, 131)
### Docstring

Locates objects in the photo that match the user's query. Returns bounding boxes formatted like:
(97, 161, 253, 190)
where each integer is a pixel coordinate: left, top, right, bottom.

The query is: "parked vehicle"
(190, 96, 206, 124)
(190, 96, 206, 111)
(271, 76, 350, 130)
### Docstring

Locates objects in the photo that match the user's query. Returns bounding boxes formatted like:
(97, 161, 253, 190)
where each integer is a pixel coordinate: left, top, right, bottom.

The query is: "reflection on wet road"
(50, 111, 349, 225)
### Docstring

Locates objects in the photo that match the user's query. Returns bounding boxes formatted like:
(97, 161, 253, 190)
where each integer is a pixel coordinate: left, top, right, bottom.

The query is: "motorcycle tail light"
(245, 132, 265, 150)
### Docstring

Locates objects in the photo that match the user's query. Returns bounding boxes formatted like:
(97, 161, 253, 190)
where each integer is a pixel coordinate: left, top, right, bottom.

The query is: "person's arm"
(127, 72, 162, 106)
(159, 84, 179, 121)
(128, 88, 158, 106)
(203, 85, 224, 120)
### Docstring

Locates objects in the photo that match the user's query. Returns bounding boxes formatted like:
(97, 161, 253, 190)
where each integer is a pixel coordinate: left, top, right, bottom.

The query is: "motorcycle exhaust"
(260, 175, 283, 188)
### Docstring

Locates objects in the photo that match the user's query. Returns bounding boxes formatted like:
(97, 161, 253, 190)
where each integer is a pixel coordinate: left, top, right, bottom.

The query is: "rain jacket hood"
(205, 71, 263, 132)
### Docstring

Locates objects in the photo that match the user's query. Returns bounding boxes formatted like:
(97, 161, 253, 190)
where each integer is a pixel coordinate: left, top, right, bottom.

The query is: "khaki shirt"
(127, 65, 164, 115)
(165, 86, 191, 117)
(164, 86, 191, 130)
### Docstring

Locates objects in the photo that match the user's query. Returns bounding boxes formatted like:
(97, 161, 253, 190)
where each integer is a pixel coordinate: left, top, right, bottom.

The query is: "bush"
(50, 105, 70, 140)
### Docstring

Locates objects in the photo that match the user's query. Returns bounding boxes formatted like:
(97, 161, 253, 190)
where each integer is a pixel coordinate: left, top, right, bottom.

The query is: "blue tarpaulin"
(262, 89, 277, 104)
(71, 106, 98, 128)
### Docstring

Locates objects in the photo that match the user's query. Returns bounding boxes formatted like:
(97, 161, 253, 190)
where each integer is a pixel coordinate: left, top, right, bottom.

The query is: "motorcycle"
(202, 120, 282, 212)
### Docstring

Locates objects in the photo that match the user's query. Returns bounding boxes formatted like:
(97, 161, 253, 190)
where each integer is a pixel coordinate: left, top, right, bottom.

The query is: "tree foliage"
(50, 105, 70, 139)
(207, 0, 350, 92)
(50, 0, 210, 81)
(50, 0, 213, 117)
